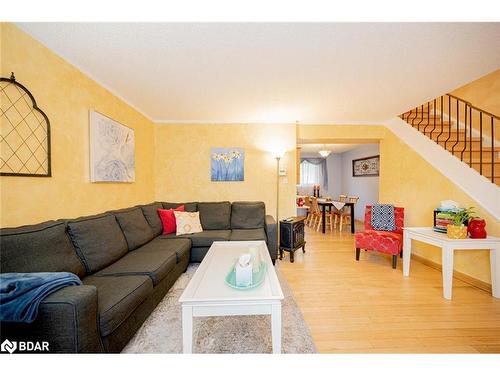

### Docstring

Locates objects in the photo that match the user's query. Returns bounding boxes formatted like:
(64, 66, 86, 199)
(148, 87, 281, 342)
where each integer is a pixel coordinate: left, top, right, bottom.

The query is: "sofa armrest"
(0, 285, 104, 353)
(265, 215, 277, 261)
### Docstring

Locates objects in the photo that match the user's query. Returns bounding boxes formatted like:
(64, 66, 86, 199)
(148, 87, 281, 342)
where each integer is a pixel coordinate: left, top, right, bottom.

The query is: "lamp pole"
(276, 156, 280, 222)
(276, 156, 281, 258)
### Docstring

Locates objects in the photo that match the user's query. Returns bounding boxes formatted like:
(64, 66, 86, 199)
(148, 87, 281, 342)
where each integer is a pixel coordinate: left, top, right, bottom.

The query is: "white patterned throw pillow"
(174, 211, 203, 235)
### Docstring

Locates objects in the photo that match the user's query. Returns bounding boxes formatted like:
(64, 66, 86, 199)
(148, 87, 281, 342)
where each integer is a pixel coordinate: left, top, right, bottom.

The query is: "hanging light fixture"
(318, 145, 331, 158)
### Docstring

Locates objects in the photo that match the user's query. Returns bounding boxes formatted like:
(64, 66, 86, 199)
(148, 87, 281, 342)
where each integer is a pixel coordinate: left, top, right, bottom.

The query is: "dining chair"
(321, 206, 335, 233)
(338, 195, 347, 203)
(308, 197, 322, 229)
(338, 196, 359, 232)
(303, 196, 311, 223)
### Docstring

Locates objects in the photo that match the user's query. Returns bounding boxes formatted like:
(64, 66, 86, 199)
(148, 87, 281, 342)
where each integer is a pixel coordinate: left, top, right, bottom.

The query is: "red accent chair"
(354, 205, 405, 269)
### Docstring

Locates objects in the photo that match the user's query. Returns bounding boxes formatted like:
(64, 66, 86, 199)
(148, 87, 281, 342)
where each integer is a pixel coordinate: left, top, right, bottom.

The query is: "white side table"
(403, 227, 500, 300)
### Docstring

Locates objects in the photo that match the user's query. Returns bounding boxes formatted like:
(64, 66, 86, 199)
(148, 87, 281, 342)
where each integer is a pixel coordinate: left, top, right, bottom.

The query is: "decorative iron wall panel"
(0, 73, 51, 177)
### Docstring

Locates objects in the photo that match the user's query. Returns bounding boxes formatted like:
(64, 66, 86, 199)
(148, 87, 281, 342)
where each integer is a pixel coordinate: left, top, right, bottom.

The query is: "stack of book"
(433, 208, 460, 233)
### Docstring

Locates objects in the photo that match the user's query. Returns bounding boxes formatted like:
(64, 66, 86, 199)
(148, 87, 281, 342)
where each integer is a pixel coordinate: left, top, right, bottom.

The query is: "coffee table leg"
(182, 305, 193, 353)
(271, 303, 282, 354)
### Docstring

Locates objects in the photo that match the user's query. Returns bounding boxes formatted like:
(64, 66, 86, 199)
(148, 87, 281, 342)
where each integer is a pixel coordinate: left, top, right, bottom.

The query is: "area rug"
(122, 264, 317, 353)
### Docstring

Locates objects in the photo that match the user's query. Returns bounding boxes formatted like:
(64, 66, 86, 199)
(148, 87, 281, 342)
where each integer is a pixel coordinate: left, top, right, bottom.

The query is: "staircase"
(400, 94, 499, 186)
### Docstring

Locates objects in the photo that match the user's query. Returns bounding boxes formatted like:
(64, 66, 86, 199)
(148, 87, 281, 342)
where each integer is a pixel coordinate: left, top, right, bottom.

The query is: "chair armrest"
(265, 215, 277, 261)
(0, 285, 104, 353)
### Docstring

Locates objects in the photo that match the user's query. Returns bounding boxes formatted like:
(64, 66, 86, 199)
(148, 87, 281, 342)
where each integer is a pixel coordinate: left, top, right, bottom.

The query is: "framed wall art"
(90, 110, 135, 182)
(211, 147, 244, 181)
(352, 155, 379, 177)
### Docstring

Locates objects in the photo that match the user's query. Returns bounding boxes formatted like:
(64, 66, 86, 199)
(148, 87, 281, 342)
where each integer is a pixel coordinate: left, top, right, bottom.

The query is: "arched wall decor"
(0, 72, 51, 177)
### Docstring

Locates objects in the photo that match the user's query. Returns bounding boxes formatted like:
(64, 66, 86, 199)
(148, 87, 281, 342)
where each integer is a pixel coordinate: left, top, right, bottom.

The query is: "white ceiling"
(300, 143, 360, 156)
(18, 23, 500, 123)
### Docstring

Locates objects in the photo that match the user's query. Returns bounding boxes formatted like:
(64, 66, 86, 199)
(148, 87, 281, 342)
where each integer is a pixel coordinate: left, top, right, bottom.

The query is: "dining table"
(317, 200, 356, 234)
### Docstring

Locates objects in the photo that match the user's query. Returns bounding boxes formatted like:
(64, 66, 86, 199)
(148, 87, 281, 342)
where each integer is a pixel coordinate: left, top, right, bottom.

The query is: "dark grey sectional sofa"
(0, 201, 277, 353)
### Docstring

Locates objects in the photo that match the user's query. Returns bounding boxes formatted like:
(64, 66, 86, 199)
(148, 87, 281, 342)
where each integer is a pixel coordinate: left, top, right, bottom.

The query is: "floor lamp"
(274, 150, 284, 258)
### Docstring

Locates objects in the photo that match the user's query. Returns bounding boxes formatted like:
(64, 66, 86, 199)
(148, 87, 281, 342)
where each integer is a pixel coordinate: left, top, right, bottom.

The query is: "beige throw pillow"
(174, 211, 203, 235)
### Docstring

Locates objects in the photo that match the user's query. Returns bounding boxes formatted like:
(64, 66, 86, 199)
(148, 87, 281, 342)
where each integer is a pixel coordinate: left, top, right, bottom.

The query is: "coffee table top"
(179, 241, 284, 304)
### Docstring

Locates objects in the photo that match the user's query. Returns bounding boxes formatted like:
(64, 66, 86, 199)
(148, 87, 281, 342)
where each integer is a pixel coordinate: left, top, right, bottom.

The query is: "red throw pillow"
(157, 205, 185, 235)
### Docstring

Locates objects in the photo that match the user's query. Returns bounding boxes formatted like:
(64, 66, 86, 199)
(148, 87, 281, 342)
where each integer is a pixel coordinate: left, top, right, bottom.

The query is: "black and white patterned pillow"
(370, 204, 396, 231)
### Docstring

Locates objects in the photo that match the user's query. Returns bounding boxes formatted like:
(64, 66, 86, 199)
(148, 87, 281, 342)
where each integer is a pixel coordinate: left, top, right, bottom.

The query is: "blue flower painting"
(211, 148, 244, 181)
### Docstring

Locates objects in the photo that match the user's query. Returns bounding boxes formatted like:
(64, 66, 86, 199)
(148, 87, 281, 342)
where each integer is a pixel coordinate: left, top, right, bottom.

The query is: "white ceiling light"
(318, 147, 331, 158)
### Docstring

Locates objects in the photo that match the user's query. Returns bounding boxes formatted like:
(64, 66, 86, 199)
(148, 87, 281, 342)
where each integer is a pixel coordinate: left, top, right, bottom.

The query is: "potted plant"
(447, 207, 475, 239)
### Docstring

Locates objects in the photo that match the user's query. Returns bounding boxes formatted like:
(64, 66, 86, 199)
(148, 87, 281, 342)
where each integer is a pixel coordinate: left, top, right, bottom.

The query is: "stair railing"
(401, 94, 499, 184)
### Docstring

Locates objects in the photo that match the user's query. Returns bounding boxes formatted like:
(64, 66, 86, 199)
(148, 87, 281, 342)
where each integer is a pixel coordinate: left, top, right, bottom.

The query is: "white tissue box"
(235, 261, 253, 287)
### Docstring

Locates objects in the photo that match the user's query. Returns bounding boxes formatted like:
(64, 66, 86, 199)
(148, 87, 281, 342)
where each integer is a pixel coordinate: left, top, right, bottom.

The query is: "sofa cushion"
(163, 229, 231, 247)
(231, 201, 265, 229)
(112, 207, 154, 251)
(174, 211, 203, 235)
(158, 205, 184, 235)
(0, 220, 85, 277)
(198, 201, 231, 230)
(162, 202, 197, 212)
(83, 275, 153, 336)
(95, 243, 177, 286)
(67, 214, 128, 274)
(141, 237, 191, 264)
(230, 228, 267, 242)
(138, 202, 164, 236)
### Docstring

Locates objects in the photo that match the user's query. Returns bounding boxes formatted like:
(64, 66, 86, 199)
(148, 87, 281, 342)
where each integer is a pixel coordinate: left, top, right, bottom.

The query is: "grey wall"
(325, 153, 342, 198)
(322, 144, 379, 222)
(340, 144, 380, 221)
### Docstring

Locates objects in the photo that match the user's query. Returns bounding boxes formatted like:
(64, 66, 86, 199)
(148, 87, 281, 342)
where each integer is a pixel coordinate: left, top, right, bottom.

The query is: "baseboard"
(411, 253, 492, 293)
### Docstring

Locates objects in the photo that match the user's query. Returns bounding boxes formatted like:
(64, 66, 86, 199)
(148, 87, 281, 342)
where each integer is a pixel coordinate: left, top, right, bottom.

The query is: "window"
(300, 160, 322, 185)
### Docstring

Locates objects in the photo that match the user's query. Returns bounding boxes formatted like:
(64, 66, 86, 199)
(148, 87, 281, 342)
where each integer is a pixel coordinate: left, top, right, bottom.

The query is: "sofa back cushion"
(67, 214, 128, 274)
(197, 201, 231, 230)
(0, 220, 86, 277)
(231, 201, 265, 229)
(162, 202, 197, 212)
(138, 202, 163, 236)
(112, 207, 155, 250)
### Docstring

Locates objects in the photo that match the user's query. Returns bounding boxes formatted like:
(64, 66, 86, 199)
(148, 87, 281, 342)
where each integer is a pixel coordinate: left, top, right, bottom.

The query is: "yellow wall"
(154, 124, 296, 220)
(451, 69, 500, 116)
(379, 130, 499, 284)
(0, 23, 156, 227)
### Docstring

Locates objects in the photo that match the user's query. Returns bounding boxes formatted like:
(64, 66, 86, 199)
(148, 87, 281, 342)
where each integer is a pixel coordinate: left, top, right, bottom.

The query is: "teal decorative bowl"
(225, 261, 267, 290)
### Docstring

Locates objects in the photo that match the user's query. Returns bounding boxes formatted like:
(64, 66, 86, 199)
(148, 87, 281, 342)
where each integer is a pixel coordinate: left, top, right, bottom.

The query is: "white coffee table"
(179, 240, 284, 353)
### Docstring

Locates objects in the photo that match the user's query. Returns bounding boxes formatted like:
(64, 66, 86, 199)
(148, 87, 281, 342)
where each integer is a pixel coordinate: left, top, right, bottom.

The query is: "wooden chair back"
(311, 197, 320, 214)
(304, 195, 311, 208)
(347, 196, 359, 203)
(338, 195, 347, 202)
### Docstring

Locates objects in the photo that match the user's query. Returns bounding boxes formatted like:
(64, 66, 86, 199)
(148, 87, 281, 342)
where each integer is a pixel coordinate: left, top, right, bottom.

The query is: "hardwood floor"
(277, 224, 500, 353)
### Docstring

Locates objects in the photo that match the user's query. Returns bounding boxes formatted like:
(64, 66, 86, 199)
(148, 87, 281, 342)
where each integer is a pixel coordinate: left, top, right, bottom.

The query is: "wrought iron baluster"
(469, 106, 473, 166)
(417, 104, 424, 131)
(492, 117, 495, 183)
(444, 95, 451, 149)
(451, 99, 459, 156)
(460, 102, 468, 162)
(426, 99, 436, 138)
(479, 112, 483, 176)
